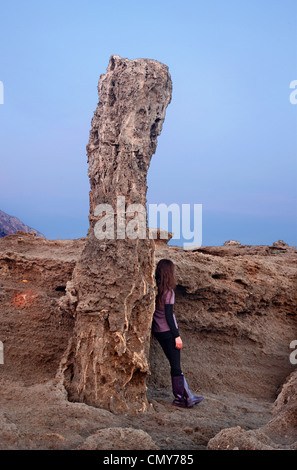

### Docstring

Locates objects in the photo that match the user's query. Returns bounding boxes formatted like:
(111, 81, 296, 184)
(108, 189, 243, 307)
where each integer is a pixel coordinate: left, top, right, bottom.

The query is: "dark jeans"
(153, 331, 183, 377)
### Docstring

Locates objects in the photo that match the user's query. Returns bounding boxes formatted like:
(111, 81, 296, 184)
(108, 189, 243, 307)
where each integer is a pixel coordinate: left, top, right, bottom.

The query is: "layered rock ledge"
(0, 233, 296, 449)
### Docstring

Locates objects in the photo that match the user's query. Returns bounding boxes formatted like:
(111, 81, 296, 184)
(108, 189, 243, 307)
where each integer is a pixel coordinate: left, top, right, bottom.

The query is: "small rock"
(224, 240, 241, 246)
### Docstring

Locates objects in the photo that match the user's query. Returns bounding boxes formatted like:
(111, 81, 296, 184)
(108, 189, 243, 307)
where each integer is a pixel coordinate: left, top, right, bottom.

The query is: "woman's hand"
(175, 336, 183, 350)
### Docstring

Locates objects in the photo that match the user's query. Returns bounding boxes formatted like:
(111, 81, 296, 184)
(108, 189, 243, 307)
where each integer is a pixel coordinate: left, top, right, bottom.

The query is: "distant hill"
(0, 209, 45, 238)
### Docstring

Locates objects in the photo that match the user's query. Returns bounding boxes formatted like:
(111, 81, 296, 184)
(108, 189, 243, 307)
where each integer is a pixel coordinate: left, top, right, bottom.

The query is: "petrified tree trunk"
(61, 55, 172, 413)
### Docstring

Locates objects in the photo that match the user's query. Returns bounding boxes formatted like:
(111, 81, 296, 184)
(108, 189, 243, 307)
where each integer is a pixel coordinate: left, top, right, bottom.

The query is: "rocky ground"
(0, 232, 296, 450)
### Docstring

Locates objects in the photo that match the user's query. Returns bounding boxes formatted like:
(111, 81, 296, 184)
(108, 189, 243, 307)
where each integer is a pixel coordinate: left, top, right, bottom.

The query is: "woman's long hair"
(155, 259, 176, 308)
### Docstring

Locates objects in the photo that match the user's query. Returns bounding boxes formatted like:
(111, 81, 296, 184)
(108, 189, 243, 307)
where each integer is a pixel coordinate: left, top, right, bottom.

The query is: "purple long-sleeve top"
(152, 289, 179, 334)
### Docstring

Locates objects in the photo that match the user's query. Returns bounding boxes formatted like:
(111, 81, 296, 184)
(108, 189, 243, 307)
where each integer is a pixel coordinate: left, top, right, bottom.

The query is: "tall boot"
(183, 375, 204, 408)
(171, 375, 187, 408)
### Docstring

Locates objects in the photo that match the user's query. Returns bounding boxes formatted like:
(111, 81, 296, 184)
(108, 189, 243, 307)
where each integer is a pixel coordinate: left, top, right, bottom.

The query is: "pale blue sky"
(0, 0, 296, 246)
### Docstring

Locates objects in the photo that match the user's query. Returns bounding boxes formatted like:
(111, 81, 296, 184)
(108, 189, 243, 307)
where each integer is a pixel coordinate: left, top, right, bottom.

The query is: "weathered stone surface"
(78, 427, 159, 450)
(0, 233, 81, 385)
(149, 228, 173, 248)
(206, 425, 276, 450)
(223, 239, 241, 246)
(0, 412, 22, 450)
(207, 370, 297, 450)
(59, 55, 172, 413)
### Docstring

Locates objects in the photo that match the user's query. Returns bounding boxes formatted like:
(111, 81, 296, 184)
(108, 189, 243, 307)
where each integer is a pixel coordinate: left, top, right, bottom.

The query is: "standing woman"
(152, 259, 204, 408)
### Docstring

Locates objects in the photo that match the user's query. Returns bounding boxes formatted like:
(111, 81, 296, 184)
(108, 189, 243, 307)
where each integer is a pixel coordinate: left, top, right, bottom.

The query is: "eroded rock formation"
(59, 55, 172, 413)
(149, 243, 297, 399)
(0, 233, 296, 448)
(207, 370, 297, 450)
